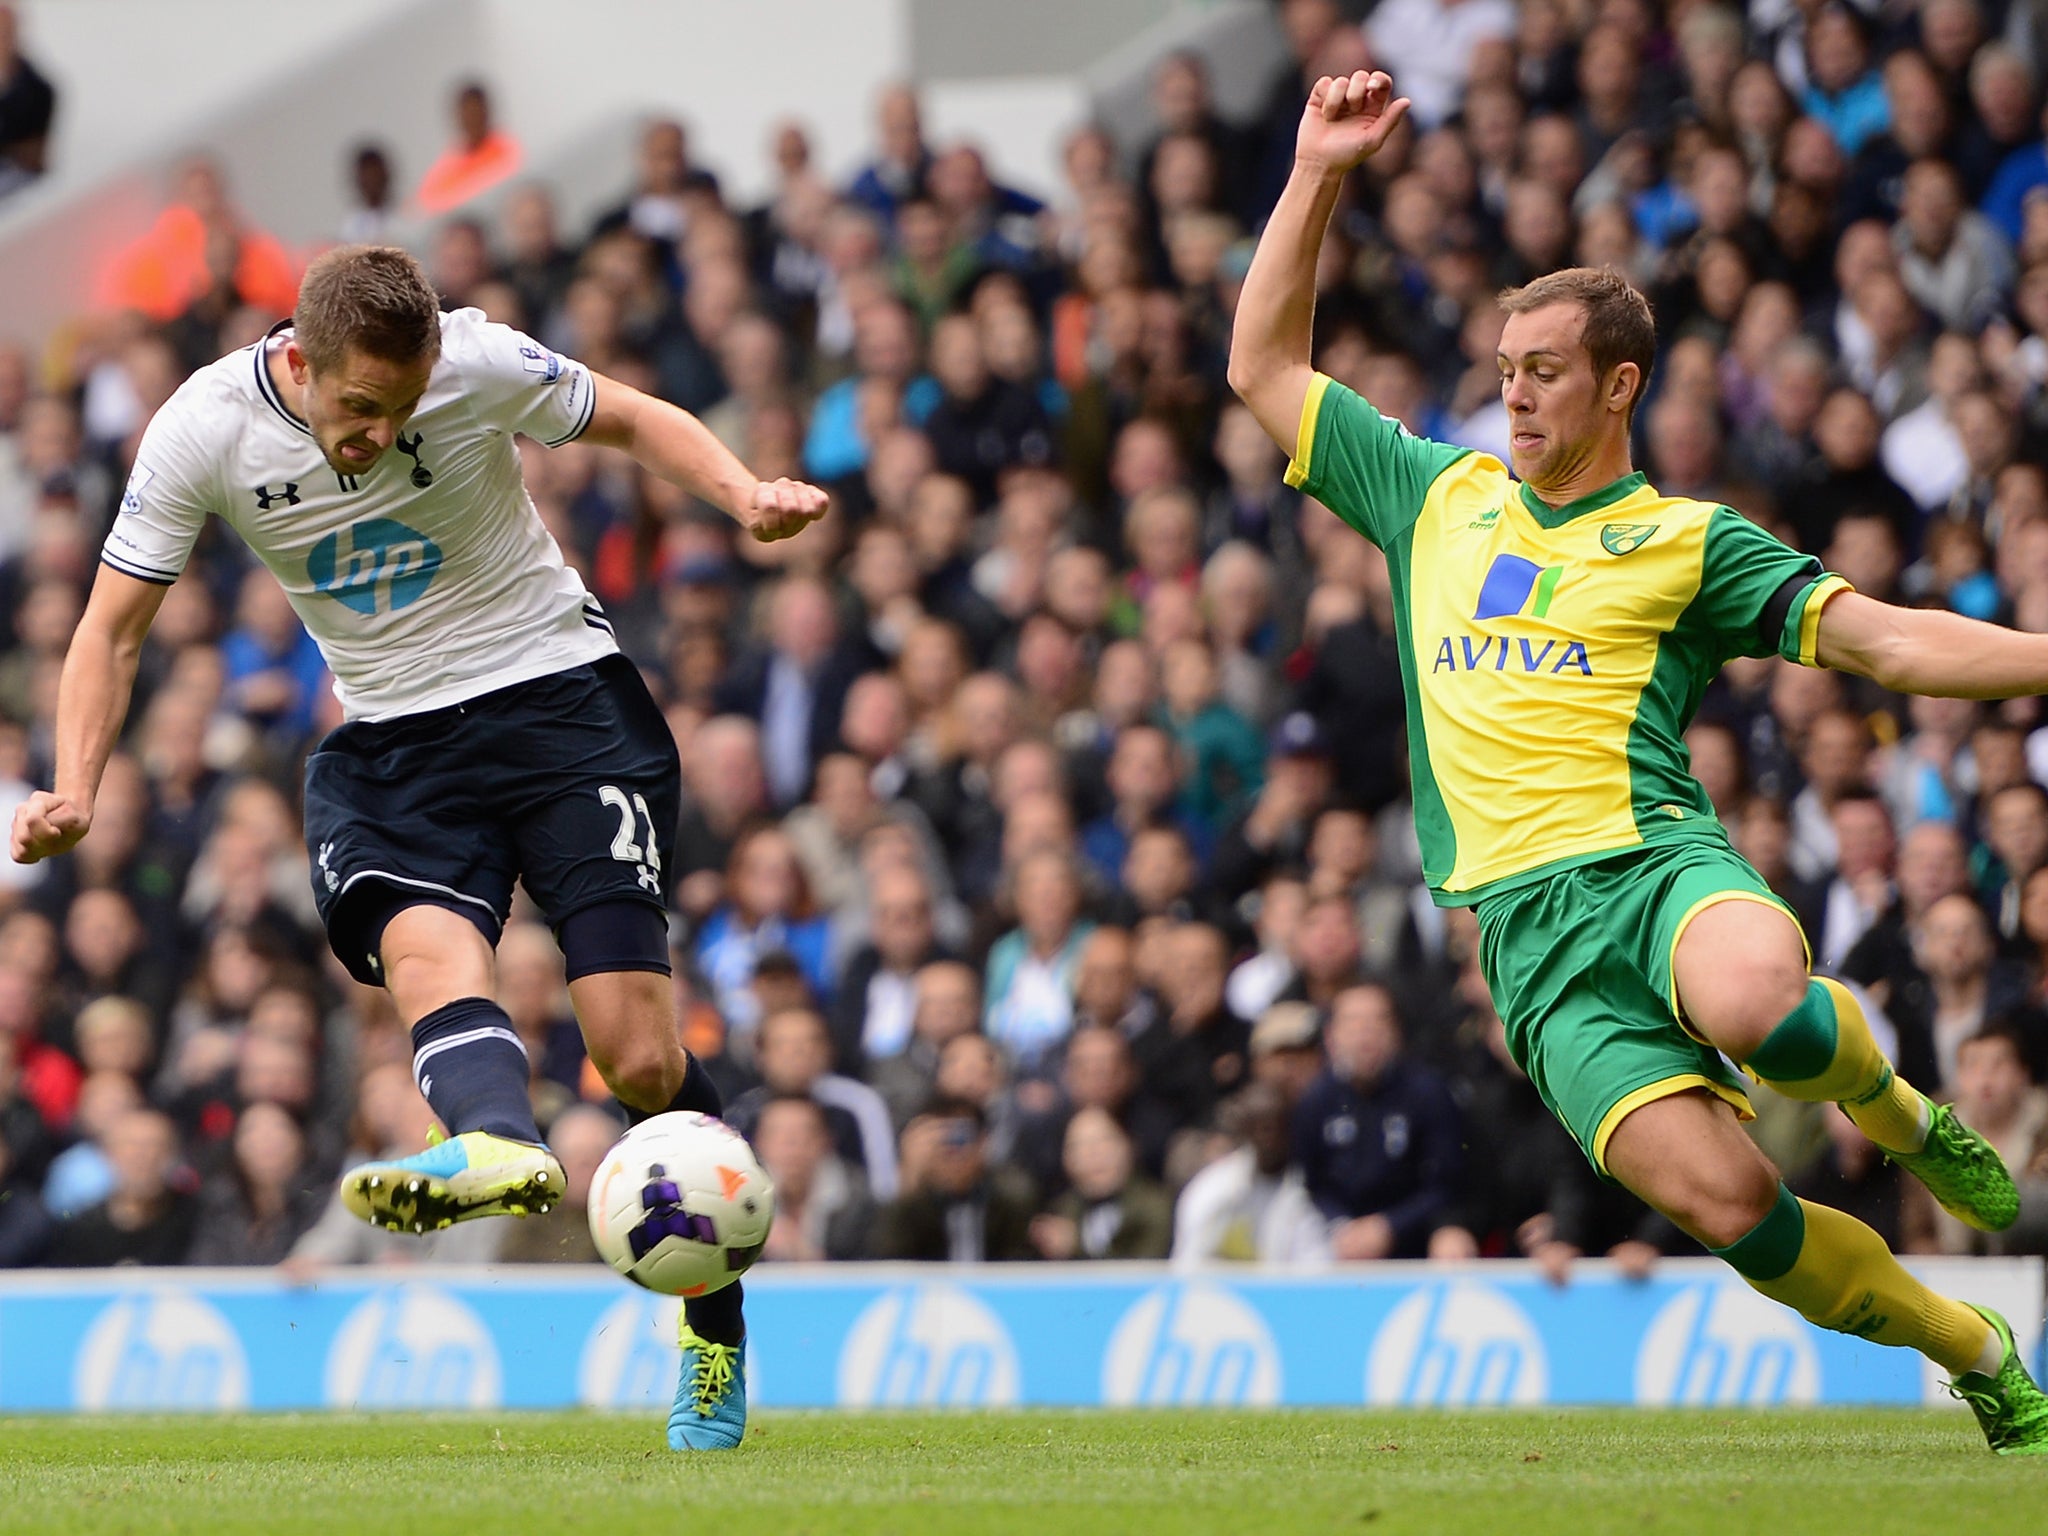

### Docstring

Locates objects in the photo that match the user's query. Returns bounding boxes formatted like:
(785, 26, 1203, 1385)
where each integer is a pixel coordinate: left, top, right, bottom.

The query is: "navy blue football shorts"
(303, 654, 679, 986)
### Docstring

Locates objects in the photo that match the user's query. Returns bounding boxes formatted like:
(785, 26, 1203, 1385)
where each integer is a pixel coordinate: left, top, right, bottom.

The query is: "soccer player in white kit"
(10, 246, 823, 1449)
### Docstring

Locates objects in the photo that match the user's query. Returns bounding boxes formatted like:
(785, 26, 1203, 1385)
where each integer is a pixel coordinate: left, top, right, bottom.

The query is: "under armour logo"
(254, 483, 301, 509)
(396, 432, 433, 488)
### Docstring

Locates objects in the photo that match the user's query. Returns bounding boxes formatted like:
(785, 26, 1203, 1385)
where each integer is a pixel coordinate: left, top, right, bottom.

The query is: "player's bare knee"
(1689, 955, 1811, 1059)
(591, 1041, 680, 1116)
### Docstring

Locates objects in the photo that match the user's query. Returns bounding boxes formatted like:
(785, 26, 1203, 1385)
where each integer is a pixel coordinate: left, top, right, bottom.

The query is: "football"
(586, 1111, 775, 1296)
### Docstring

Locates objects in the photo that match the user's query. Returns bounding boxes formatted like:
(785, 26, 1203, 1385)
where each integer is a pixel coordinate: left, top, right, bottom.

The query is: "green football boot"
(1884, 1098, 2019, 1233)
(1948, 1307, 2048, 1456)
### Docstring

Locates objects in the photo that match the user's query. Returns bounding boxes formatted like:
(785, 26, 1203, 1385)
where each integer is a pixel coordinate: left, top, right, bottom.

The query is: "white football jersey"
(103, 308, 618, 721)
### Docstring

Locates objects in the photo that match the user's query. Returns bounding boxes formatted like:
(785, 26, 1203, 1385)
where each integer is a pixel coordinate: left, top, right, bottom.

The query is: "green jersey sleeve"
(1694, 505, 1855, 665)
(1282, 373, 1470, 548)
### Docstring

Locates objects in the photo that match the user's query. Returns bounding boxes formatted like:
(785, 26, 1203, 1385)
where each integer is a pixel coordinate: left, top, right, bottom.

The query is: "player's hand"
(1295, 71, 1410, 176)
(10, 790, 90, 865)
(742, 477, 829, 543)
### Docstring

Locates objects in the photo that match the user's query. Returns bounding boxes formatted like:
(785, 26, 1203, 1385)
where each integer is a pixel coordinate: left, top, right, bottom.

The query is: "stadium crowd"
(8, 0, 2048, 1277)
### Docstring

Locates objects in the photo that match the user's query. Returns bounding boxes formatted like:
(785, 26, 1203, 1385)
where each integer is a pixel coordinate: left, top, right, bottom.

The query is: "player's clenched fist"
(10, 789, 89, 864)
(1295, 70, 1409, 175)
(744, 476, 829, 543)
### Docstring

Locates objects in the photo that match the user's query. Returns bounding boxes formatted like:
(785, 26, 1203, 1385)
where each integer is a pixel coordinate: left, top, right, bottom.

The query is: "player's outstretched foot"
(1949, 1306, 2048, 1455)
(668, 1320, 746, 1451)
(1885, 1098, 2019, 1232)
(339, 1129, 563, 1234)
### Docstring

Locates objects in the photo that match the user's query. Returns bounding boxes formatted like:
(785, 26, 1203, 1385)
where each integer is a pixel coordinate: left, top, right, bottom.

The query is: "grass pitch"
(0, 1409, 2038, 1536)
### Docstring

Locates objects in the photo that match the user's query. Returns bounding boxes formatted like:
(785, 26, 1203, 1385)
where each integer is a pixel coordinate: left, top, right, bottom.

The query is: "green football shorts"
(1474, 839, 1804, 1174)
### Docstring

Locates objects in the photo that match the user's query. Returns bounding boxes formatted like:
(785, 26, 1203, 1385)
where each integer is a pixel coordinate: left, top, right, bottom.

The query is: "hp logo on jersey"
(309, 517, 444, 615)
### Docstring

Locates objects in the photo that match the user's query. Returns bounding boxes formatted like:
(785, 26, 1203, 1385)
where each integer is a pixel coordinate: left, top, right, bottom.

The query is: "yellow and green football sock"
(1743, 977, 1929, 1154)
(1713, 1184, 1997, 1376)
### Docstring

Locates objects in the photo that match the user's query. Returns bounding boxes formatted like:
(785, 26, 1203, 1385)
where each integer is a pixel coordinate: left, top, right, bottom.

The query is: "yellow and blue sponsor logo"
(1432, 553, 1592, 675)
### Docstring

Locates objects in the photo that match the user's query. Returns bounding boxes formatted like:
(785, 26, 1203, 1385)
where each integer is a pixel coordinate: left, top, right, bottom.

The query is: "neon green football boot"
(1948, 1307, 2048, 1456)
(340, 1128, 563, 1234)
(1885, 1099, 2019, 1233)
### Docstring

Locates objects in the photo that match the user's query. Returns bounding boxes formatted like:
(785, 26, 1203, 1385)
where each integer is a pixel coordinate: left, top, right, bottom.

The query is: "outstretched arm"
(584, 372, 827, 543)
(1227, 70, 1409, 452)
(10, 566, 167, 863)
(1817, 590, 2048, 698)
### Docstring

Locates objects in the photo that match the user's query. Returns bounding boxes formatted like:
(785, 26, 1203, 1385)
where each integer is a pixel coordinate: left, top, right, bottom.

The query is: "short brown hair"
(1498, 265, 1657, 420)
(293, 245, 442, 373)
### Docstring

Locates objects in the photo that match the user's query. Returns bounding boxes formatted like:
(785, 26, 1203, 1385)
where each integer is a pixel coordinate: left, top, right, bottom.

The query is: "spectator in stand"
(869, 959, 981, 1131)
(183, 1100, 323, 1265)
(871, 1097, 1037, 1262)
(983, 847, 1093, 1074)
(0, 1128, 50, 1265)
(414, 80, 522, 215)
(1013, 1023, 1175, 1195)
(848, 83, 932, 224)
(1903, 1025, 2048, 1254)
(0, 5, 52, 193)
(752, 1092, 873, 1262)
(828, 861, 951, 1078)
(1294, 984, 1464, 1261)
(694, 824, 834, 1036)
(338, 144, 396, 245)
(1171, 1080, 1328, 1265)
(1029, 1107, 1173, 1260)
(44, 1106, 194, 1266)
(724, 1005, 897, 1197)
(41, 1067, 139, 1219)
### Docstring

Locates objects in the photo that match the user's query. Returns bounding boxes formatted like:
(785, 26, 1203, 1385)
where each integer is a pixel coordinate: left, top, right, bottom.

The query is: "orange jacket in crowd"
(413, 128, 522, 215)
(94, 203, 301, 321)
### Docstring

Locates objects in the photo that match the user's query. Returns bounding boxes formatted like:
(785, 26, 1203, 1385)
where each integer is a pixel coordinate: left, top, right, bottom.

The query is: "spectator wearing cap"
(1293, 984, 1464, 1261)
(1246, 1000, 1324, 1106)
(1211, 712, 1336, 902)
(1172, 1079, 1329, 1266)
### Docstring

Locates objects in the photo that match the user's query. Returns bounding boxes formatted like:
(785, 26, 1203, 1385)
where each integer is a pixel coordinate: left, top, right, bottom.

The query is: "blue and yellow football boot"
(340, 1129, 563, 1233)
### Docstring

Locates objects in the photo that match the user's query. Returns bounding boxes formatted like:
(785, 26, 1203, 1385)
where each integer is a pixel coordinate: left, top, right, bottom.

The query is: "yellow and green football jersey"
(1286, 372, 1850, 905)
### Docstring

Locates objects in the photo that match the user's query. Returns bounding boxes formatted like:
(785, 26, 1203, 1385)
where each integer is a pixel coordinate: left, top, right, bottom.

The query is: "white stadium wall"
(0, 0, 1256, 349)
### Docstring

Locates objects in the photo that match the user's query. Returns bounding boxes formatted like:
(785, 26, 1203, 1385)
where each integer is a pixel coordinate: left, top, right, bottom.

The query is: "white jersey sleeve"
(100, 372, 231, 584)
(438, 308, 597, 449)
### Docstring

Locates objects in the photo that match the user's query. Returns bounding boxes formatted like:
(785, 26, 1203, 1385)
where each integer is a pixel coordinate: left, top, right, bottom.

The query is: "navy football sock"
(626, 1053, 745, 1345)
(410, 997, 542, 1143)
(624, 1049, 725, 1124)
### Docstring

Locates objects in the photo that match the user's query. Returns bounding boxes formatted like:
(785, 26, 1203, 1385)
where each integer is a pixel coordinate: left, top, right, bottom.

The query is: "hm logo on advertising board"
(1365, 1281, 1548, 1405)
(837, 1285, 1019, 1407)
(1102, 1284, 1281, 1406)
(1634, 1285, 1819, 1406)
(74, 1293, 250, 1410)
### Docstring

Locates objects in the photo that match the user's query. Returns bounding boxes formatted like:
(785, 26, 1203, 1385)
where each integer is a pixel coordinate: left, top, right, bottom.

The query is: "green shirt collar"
(1517, 470, 1648, 529)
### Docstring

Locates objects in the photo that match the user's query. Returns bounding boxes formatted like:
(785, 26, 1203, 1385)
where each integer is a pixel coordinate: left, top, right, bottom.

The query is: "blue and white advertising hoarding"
(0, 1259, 2037, 1414)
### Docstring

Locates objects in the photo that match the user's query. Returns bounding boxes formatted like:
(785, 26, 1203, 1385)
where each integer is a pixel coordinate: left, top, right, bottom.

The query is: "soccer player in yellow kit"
(1232, 69, 2048, 1453)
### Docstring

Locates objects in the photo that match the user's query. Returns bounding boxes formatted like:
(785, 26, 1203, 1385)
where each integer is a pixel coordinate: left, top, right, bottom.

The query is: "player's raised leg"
(339, 901, 564, 1232)
(568, 944, 745, 1451)
(1649, 900, 2048, 1454)
(1675, 899, 2017, 1231)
